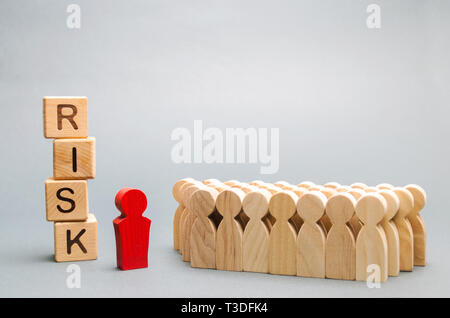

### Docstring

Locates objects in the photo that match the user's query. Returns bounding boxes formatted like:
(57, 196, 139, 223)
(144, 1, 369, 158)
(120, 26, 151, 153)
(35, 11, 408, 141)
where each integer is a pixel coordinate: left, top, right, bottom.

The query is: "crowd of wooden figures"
(172, 179, 426, 282)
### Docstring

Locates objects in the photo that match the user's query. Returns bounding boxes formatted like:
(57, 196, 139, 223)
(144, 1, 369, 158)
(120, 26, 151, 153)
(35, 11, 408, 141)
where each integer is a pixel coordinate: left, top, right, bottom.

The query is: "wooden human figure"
(113, 188, 151, 270)
(216, 188, 245, 271)
(347, 188, 365, 237)
(325, 193, 357, 280)
(268, 191, 298, 276)
(405, 184, 427, 266)
(355, 193, 388, 282)
(377, 183, 394, 190)
(296, 191, 327, 278)
(393, 188, 415, 271)
(189, 187, 219, 269)
(178, 181, 198, 255)
(324, 182, 340, 189)
(181, 183, 204, 262)
(350, 183, 368, 190)
(172, 178, 193, 252)
(378, 189, 401, 276)
(297, 181, 315, 189)
(242, 188, 271, 273)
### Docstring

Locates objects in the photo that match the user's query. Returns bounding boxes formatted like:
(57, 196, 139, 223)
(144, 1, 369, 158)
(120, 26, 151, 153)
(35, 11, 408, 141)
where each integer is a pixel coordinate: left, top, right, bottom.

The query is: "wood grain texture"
(296, 191, 327, 278)
(54, 213, 98, 262)
(378, 189, 401, 276)
(172, 178, 193, 251)
(350, 183, 368, 190)
(405, 184, 427, 266)
(181, 183, 203, 262)
(355, 193, 388, 282)
(53, 137, 96, 179)
(242, 189, 271, 273)
(325, 193, 356, 280)
(189, 187, 219, 269)
(268, 191, 298, 276)
(178, 182, 201, 256)
(216, 188, 245, 271)
(113, 188, 151, 270)
(393, 188, 415, 272)
(43, 96, 88, 138)
(347, 188, 365, 237)
(45, 178, 88, 221)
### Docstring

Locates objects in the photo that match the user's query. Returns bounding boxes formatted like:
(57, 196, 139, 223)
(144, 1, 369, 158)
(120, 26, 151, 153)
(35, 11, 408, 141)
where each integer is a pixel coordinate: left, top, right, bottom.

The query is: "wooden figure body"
(181, 183, 203, 261)
(242, 189, 271, 273)
(296, 191, 327, 278)
(325, 193, 356, 280)
(216, 188, 245, 271)
(393, 188, 415, 271)
(378, 189, 400, 276)
(268, 191, 298, 276)
(355, 193, 388, 282)
(405, 184, 427, 266)
(172, 178, 193, 251)
(113, 188, 151, 270)
(189, 187, 219, 269)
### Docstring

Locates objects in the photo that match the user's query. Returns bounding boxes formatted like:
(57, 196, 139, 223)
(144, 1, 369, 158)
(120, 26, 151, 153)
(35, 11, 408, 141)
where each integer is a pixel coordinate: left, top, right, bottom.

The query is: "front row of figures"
(172, 179, 426, 282)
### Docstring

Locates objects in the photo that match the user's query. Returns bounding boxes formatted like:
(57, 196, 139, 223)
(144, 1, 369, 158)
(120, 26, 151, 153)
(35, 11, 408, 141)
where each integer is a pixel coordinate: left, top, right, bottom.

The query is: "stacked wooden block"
(44, 97, 98, 262)
(173, 179, 426, 282)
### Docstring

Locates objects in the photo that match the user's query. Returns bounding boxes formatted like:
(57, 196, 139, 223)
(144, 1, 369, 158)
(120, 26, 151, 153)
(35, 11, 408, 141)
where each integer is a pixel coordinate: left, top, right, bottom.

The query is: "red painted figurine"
(113, 188, 151, 270)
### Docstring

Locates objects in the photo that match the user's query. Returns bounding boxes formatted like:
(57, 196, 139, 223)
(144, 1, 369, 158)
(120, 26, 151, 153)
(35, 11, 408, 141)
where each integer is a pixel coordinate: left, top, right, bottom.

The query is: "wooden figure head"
(355, 193, 387, 226)
(405, 184, 427, 216)
(242, 189, 271, 220)
(269, 191, 298, 222)
(378, 189, 400, 222)
(297, 191, 327, 224)
(189, 187, 218, 219)
(115, 188, 147, 218)
(172, 178, 194, 203)
(216, 188, 245, 218)
(393, 187, 414, 219)
(377, 183, 394, 190)
(326, 193, 356, 225)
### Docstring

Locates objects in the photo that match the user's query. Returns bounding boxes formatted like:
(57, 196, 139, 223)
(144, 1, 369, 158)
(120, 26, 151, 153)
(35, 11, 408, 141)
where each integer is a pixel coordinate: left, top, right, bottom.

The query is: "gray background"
(0, 0, 449, 297)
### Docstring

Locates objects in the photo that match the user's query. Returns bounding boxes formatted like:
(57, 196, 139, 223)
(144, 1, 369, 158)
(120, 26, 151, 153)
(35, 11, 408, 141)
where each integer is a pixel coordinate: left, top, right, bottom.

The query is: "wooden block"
(54, 213, 98, 262)
(355, 193, 388, 282)
(393, 188, 415, 272)
(296, 191, 327, 278)
(378, 189, 401, 276)
(242, 189, 271, 273)
(405, 184, 427, 266)
(325, 193, 356, 280)
(114, 188, 151, 270)
(43, 96, 88, 138)
(45, 178, 88, 221)
(216, 188, 245, 271)
(189, 187, 219, 269)
(268, 191, 298, 276)
(53, 137, 96, 179)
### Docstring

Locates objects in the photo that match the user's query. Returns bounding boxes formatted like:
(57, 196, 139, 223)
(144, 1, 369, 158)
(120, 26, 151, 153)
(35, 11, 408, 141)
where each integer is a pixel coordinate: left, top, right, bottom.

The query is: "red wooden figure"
(113, 188, 151, 270)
